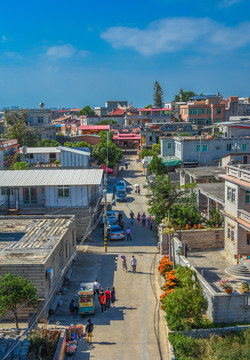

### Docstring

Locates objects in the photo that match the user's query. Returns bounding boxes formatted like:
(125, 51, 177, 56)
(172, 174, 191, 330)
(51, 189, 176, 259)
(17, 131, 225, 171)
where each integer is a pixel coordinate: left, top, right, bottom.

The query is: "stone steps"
(226, 264, 250, 278)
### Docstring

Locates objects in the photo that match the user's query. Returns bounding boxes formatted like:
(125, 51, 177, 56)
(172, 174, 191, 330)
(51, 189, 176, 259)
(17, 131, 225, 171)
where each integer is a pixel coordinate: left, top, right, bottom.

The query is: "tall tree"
(148, 155, 166, 176)
(92, 131, 122, 168)
(0, 274, 37, 328)
(78, 106, 95, 116)
(153, 81, 164, 108)
(3, 110, 40, 146)
(174, 89, 196, 102)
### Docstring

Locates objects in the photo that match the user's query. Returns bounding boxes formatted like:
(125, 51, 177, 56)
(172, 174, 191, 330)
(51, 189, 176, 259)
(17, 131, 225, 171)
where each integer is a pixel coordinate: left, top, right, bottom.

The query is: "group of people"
(135, 185, 141, 195)
(121, 255, 137, 273)
(135, 212, 153, 230)
(93, 280, 116, 313)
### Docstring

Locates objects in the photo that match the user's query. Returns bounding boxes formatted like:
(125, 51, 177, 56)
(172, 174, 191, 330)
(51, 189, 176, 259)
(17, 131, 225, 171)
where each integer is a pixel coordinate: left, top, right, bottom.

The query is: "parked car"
(107, 225, 124, 240)
(116, 190, 127, 202)
(100, 211, 119, 226)
(116, 180, 126, 191)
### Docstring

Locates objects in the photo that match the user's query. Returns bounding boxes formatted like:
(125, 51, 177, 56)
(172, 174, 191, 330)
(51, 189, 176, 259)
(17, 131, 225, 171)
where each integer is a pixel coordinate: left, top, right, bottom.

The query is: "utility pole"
(104, 131, 109, 253)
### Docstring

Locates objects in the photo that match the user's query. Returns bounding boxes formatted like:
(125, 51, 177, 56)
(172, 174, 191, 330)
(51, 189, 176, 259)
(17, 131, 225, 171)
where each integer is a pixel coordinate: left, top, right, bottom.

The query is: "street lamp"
(232, 143, 240, 164)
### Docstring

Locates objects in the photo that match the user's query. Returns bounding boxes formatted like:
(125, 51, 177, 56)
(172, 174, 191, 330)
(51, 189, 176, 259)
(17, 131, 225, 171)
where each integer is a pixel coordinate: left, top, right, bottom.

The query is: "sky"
(1, 0, 250, 109)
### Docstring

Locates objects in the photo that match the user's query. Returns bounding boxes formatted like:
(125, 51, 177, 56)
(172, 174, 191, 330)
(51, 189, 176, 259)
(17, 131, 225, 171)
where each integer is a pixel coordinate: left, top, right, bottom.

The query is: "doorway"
(243, 156, 248, 164)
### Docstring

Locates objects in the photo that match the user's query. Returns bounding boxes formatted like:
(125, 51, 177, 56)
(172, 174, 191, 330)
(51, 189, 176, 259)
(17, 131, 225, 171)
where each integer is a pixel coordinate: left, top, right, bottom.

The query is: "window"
(242, 144, 247, 151)
(227, 144, 232, 152)
(0, 188, 6, 196)
(202, 144, 208, 152)
(216, 108, 222, 114)
(37, 117, 44, 124)
(227, 186, 235, 202)
(189, 108, 197, 115)
(167, 142, 172, 149)
(231, 230, 235, 242)
(247, 233, 250, 245)
(149, 136, 152, 142)
(59, 251, 62, 271)
(196, 144, 201, 152)
(216, 146, 221, 150)
(58, 186, 70, 198)
(227, 228, 231, 238)
(29, 153, 34, 159)
(245, 191, 250, 204)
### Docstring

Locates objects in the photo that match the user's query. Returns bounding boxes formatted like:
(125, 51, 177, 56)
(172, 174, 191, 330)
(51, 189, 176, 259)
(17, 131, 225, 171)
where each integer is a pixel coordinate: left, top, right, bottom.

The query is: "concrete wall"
(173, 238, 250, 323)
(60, 150, 89, 168)
(161, 138, 175, 157)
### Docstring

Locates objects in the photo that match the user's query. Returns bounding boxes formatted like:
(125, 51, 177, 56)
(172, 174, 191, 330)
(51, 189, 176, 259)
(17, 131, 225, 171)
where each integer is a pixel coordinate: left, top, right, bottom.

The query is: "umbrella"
(121, 255, 125, 259)
(134, 184, 139, 187)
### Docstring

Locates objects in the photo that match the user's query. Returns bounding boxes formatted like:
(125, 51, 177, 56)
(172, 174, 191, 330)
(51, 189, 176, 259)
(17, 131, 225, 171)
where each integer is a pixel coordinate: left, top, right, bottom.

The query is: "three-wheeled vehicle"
(78, 282, 95, 315)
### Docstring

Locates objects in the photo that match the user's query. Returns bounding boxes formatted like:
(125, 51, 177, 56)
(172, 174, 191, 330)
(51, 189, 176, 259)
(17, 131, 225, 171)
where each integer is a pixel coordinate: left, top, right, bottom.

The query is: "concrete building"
(177, 166, 226, 186)
(125, 108, 173, 127)
(79, 115, 100, 126)
(0, 168, 103, 239)
(59, 146, 90, 167)
(221, 153, 250, 167)
(220, 164, 250, 262)
(0, 139, 19, 169)
(161, 136, 250, 166)
(105, 101, 128, 113)
(0, 215, 76, 321)
(141, 122, 197, 149)
(20, 147, 60, 165)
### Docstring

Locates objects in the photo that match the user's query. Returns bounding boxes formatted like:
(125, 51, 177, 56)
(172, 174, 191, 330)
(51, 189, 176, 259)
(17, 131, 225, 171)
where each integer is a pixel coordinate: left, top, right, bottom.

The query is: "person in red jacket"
(99, 291, 107, 313)
(105, 288, 111, 308)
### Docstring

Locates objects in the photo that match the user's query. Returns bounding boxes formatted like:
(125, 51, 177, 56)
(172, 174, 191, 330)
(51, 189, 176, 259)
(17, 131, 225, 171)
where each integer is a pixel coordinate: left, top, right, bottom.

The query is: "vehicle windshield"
(111, 226, 122, 231)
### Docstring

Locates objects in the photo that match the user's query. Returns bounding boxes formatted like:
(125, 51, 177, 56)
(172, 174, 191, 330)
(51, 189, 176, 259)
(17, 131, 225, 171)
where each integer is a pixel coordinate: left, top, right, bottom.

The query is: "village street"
(50, 153, 169, 360)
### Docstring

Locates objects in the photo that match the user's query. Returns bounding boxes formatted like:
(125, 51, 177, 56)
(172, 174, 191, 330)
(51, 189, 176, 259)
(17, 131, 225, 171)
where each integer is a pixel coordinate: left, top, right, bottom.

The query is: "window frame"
(57, 186, 70, 199)
(202, 144, 208, 152)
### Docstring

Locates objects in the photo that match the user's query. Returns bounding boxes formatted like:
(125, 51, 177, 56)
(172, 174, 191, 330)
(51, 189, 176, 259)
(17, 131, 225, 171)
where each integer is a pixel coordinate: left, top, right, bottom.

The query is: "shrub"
(158, 254, 173, 277)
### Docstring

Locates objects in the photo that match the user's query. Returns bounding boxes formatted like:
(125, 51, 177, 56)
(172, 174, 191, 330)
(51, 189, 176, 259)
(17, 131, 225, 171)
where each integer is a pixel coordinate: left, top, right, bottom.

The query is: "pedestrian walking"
(138, 185, 141, 195)
(93, 279, 101, 299)
(126, 227, 132, 241)
(142, 212, 146, 227)
(125, 162, 128, 170)
(131, 255, 137, 273)
(149, 219, 153, 231)
(99, 290, 107, 313)
(69, 299, 78, 315)
(135, 186, 137, 194)
(121, 255, 127, 272)
(130, 210, 134, 224)
(119, 218, 124, 230)
(137, 212, 141, 224)
(118, 211, 123, 222)
(111, 286, 116, 307)
(105, 288, 111, 308)
(85, 318, 94, 343)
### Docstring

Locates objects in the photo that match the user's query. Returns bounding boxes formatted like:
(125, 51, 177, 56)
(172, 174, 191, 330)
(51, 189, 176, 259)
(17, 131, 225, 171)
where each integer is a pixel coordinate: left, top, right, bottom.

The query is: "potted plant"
(239, 281, 249, 293)
(217, 279, 233, 294)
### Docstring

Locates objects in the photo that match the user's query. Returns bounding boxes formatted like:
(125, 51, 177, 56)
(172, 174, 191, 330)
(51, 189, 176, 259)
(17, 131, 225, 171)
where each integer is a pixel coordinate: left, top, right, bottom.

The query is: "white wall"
(60, 150, 89, 167)
(45, 186, 88, 207)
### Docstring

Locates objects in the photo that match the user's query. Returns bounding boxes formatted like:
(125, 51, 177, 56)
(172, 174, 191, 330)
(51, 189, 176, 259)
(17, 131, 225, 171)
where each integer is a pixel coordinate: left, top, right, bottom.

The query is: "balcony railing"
(227, 165, 250, 183)
(238, 209, 250, 225)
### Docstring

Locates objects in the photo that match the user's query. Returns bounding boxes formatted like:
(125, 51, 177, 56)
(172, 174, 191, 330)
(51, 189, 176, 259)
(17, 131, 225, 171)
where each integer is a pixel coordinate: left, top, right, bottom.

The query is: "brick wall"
(159, 224, 224, 253)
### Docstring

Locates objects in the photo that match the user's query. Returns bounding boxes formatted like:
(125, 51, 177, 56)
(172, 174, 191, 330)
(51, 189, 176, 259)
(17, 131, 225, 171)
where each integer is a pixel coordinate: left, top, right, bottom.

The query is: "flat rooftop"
(179, 166, 226, 179)
(0, 216, 75, 264)
(197, 183, 225, 204)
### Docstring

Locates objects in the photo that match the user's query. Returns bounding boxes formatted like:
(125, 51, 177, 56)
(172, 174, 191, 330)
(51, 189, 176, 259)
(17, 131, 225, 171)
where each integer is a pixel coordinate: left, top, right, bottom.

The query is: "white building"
(59, 146, 90, 167)
(20, 147, 60, 165)
(0, 169, 103, 239)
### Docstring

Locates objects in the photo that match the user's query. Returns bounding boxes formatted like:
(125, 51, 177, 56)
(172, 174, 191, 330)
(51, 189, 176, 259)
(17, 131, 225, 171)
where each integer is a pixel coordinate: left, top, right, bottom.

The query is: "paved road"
(50, 154, 169, 360)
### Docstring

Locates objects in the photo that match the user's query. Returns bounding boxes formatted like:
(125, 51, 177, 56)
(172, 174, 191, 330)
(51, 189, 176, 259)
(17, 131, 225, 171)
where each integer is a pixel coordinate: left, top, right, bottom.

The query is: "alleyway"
(50, 154, 169, 360)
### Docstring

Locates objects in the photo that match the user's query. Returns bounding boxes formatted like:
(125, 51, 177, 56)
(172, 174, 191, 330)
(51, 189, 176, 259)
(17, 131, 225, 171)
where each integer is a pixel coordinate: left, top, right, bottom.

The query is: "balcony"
(227, 165, 250, 183)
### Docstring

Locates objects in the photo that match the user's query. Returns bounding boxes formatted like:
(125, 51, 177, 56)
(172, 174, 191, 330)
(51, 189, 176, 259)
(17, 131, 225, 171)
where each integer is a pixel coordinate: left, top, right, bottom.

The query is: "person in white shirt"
(131, 255, 137, 273)
(93, 280, 101, 299)
(126, 227, 132, 241)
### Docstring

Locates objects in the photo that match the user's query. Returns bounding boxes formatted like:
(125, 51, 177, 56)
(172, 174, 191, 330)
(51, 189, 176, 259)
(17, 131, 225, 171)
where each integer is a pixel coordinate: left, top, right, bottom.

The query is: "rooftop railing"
(227, 164, 250, 183)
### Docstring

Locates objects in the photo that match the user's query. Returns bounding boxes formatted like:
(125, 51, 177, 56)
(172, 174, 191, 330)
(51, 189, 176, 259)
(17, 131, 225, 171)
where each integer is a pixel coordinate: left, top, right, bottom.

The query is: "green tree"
(174, 89, 196, 102)
(78, 106, 95, 116)
(3, 111, 41, 146)
(0, 274, 37, 328)
(144, 104, 153, 108)
(36, 139, 60, 147)
(73, 141, 91, 149)
(63, 142, 73, 147)
(162, 266, 208, 330)
(144, 175, 186, 224)
(13, 161, 30, 170)
(153, 81, 164, 108)
(92, 131, 122, 168)
(151, 143, 161, 155)
(148, 155, 166, 175)
(97, 119, 118, 126)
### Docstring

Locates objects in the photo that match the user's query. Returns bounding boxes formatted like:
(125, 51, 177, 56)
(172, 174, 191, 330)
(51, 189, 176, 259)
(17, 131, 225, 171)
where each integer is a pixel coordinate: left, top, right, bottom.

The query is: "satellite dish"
(22, 146, 27, 154)
(39, 102, 45, 109)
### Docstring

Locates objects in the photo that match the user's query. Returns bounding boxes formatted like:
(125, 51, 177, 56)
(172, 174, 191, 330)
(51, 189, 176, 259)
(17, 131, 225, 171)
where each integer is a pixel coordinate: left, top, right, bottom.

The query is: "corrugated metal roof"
(58, 146, 90, 156)
(0, 169, 103, 187)
(20, 147, 60, 154)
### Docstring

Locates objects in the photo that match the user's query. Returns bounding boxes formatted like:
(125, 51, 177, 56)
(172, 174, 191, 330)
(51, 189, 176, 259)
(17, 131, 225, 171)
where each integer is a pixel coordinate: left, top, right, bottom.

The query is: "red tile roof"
(108, 107, 126, 115)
